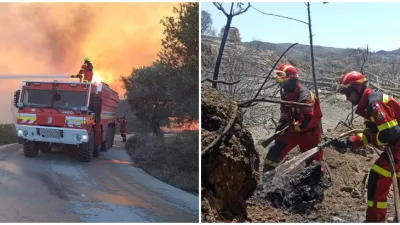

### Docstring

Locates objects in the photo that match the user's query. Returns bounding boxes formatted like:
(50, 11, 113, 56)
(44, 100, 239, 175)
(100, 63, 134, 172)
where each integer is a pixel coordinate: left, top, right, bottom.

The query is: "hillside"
(203, 35, 400, 61)
(201, 36, 400, 222)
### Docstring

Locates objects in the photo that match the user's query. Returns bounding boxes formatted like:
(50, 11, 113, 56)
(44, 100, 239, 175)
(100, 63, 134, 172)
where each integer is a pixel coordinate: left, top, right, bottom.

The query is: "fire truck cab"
(13, 80, 119, 162)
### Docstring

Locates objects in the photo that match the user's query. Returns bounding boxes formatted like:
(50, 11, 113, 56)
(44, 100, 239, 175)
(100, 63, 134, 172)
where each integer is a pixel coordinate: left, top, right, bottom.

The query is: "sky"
(201, 2, 400, 52)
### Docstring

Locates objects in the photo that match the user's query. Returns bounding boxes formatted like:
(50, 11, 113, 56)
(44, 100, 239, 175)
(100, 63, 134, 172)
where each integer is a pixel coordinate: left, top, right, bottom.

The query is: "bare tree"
(212, 2, 251, 89)
(202, 10, 216, 36)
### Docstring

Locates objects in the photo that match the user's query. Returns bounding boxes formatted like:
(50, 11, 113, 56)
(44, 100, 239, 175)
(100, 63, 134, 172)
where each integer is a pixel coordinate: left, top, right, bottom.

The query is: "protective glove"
(328, 138, 351, 153)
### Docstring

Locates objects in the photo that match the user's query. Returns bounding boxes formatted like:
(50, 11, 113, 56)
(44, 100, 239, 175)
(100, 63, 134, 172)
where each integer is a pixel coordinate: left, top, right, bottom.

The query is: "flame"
(161, 117, 199, 133)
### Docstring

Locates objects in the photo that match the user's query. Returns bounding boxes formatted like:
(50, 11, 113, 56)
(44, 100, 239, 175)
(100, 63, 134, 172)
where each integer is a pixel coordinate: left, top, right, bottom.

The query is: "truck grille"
(38, 128, 63, 139)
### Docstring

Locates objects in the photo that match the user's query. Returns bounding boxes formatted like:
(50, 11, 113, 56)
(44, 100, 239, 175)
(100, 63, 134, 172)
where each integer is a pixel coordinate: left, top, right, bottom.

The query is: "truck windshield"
(22, 89, 87, 109)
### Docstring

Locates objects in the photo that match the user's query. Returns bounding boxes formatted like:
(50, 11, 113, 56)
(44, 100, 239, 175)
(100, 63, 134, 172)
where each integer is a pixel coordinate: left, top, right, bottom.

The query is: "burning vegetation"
(161, 117, 199, 133)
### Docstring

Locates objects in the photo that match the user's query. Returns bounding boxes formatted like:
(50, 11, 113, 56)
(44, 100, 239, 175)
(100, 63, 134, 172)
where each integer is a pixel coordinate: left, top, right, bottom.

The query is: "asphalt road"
(0, 135, 199, 222)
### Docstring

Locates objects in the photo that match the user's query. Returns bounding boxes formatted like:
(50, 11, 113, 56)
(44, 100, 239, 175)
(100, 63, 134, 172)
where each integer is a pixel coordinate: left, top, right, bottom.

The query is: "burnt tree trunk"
(307, 2, 323, 133)
(212, 15, 233, 89)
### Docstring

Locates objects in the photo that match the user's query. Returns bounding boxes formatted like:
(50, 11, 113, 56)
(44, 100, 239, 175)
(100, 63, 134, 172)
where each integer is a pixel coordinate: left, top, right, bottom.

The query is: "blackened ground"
(250, 161, 332, 215)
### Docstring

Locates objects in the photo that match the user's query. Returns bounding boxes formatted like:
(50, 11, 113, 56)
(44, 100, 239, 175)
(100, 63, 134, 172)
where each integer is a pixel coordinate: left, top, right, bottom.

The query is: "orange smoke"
(0, 2, 179, 123)
(161, 117, 199, 133)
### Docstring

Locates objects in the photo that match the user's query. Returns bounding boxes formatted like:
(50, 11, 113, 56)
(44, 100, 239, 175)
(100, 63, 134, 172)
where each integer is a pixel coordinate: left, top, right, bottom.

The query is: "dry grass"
(125, 131, 199, 195)
(0, 124, 17, 145)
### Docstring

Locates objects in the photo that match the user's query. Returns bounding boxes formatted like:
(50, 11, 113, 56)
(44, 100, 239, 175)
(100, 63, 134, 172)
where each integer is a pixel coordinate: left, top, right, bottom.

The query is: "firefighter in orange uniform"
(72, 57, 93, 82)
(118, 116, 127, 142)
(263, 63, 323, 173)
(330, 71, 400, 222)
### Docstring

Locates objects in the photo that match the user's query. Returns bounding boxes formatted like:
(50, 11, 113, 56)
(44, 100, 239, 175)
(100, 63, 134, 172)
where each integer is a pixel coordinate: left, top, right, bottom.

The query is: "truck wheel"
(101, 127, 110, 152)
(78, 131, 94, 162)
(23, 141, 39, 157)
(93, 129, 101, 157)
(110, 125, 115, 147)
(39, 143, 52, 153)
(107, 126, 113, 149)
(100, 126, 109, 152)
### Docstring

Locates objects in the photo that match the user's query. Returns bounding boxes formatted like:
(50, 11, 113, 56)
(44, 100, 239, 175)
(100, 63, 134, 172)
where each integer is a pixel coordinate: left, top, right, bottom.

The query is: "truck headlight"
(82, 135, 88, 141)
(17, 130, 23, 136)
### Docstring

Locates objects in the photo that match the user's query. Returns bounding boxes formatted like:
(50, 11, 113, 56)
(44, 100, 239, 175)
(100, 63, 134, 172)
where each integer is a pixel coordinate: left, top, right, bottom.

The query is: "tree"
(212, 2, 251, 89)
(121, 62, 171, 137)
(219, 26, 241, 42)
(122, 2, 199, 137)
(158, 2, 199, 120)
(202, 10, 216, 36)
(158, 2, 198, 74)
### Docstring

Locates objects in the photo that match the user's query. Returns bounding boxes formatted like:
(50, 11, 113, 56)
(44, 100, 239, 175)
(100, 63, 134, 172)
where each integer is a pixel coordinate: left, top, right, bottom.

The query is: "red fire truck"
(13, 80, 119, 162)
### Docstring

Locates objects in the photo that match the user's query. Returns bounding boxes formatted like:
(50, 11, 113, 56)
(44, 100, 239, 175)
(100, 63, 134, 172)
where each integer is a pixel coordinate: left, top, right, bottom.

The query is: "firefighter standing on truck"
(72, 57, 93, 82)
(263, 63, 324, 173)
(118, 116, 127, 142)
(329, 71, 400, 222)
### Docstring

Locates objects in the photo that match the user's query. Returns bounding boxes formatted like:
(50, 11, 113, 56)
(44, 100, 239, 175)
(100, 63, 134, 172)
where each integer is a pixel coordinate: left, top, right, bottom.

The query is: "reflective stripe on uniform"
(310, 91, 316, 103)
(377, 119, 398, 131)
(357, 133, 368, 146)
(370, 116, 375, 122)
(368, 200, 387, 208)
(371, 164, 392, 177)
(383, 94, 389, 103)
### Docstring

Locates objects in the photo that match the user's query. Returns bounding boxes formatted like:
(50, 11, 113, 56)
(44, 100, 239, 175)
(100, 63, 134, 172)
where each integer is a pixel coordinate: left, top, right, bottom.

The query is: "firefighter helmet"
(337, 71, 368, 94)
(275, 63, 298, 83)
(84, 57, 90, 62)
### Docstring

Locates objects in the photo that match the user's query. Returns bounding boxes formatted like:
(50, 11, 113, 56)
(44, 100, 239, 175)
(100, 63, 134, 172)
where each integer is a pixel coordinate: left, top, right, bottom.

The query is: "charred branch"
(238, 98, 313, 108)
(201, 78, 241, 85)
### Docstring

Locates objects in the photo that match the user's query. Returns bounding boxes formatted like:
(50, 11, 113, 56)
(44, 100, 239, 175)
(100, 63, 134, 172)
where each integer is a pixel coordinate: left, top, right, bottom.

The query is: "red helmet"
(275, 63, 298, 83)
(338, 71, 368, 94)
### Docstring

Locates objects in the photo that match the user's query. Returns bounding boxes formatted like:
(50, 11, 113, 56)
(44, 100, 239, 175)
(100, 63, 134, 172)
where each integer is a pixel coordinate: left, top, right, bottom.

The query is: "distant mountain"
(202, 35, 400, 60)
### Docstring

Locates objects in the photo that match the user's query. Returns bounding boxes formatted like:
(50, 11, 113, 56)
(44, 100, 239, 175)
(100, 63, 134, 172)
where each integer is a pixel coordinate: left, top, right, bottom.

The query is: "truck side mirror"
(13, 90, 20, 108)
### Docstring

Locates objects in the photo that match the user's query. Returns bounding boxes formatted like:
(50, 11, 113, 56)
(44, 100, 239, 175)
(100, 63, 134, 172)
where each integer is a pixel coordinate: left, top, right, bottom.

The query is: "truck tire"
(110, 125, 115, 147)
(90, 94, 101, 113)
(107, 126, 113, 149)
(23, 141, 39, 157)
(38, 142, 52, 153)
(101, 127, 110, 152)
(100, 129, 108, 152)
(93, 129, 101, 157)
(77, 131, 94, 162)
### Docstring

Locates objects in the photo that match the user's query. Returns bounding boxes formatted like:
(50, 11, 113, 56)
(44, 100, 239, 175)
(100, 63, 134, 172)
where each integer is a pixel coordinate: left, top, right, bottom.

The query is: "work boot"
(122, 137, 126, 142)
